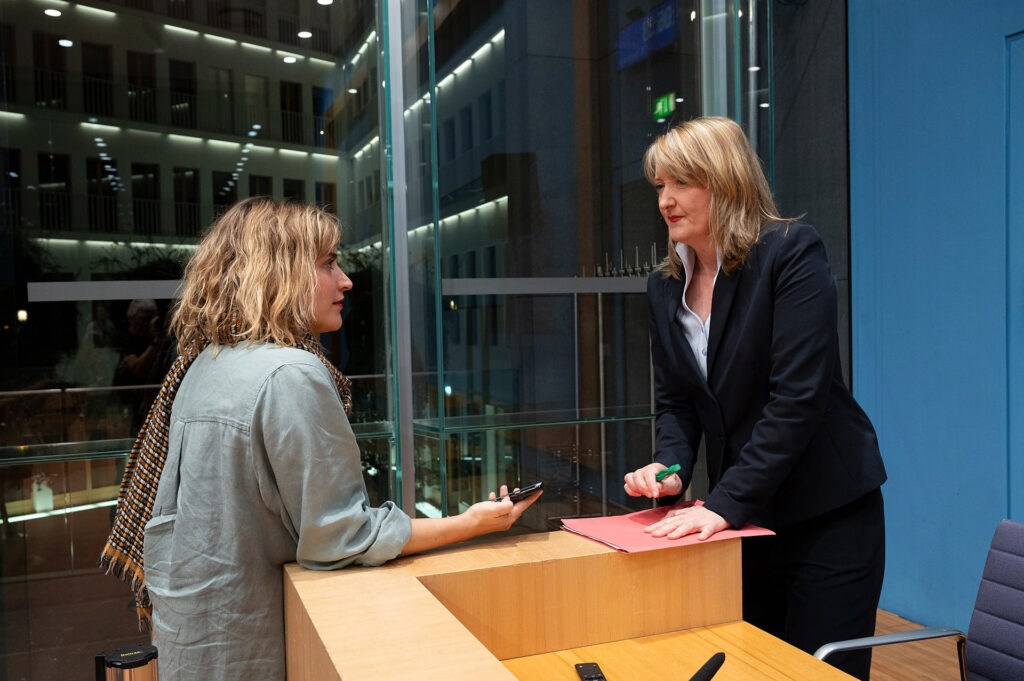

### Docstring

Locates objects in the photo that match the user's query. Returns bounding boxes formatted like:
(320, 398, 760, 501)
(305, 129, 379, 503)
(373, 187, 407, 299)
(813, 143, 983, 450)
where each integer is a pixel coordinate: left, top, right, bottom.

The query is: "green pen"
(655, 464, 681, 482)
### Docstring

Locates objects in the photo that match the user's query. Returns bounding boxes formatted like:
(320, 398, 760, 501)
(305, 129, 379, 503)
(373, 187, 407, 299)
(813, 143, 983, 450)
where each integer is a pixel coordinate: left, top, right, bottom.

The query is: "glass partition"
(0, 0, 393, 674)
(386, 0, 769, 523)
(1, 0, 769, 675)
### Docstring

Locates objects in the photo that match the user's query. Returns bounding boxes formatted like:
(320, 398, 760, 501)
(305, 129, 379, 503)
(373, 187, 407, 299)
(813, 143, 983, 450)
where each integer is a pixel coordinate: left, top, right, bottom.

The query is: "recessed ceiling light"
(297, 31, 312, 39)
(283, 56, 297, 64)
(347, 88, 358, 94)
(44, 9, 62, 17)
(58, 39, 73, 47)
(317, 0, 333, 5)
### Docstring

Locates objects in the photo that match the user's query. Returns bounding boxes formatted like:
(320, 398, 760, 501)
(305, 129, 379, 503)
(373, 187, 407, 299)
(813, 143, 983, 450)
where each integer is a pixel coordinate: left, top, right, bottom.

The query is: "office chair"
(813, 519, 1024, 681)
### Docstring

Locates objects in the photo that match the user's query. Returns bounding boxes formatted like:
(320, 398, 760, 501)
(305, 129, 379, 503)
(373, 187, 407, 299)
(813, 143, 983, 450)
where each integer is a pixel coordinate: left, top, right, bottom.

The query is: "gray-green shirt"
(144, 343, 411, 680)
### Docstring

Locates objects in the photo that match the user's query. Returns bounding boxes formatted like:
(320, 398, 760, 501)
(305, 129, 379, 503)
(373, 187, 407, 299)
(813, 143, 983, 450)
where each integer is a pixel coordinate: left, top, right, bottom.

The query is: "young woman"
(623, 117, 886, 681)
(101, 197, 539, 680)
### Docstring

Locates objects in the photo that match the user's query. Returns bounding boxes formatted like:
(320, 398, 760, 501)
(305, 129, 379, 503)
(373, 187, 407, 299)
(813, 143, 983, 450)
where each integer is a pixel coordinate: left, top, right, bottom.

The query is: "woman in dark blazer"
(623, 117, 886, 681)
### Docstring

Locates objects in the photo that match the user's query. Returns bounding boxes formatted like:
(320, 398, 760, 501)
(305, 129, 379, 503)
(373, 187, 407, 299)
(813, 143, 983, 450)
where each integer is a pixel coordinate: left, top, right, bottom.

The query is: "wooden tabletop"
(502, 621, 855, 680)
(283, 530, 853, 681)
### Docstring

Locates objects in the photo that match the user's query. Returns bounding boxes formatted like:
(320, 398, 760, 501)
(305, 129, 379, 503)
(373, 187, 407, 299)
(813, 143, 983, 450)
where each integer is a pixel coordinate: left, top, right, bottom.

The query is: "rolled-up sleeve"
(251, 361, 411, 569)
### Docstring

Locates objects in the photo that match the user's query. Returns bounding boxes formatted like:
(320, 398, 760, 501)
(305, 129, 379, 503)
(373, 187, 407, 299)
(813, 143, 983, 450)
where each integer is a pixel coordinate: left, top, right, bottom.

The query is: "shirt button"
(701, 348, 707, 356)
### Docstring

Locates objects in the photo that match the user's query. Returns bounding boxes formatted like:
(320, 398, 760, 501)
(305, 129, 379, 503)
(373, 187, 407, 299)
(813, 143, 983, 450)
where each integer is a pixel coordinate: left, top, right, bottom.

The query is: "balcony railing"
(128, 84, 157, 122)
(0, 63, 14, 105)
(281, 110, 304, 145)
(38, 189, 71, 230)
(166, 0, 194, 20)
(170, 91, 196, 128)
(313, 114, 337, 148)
(83, 75, 115, 117)
(1, 187, 21, 228)
(34, 68, 67, 109)
(87, 194, 119, 233)
(174, 200, 201, 236)
(132, 197, 161, 235)
(278, 17, 300, 46)
(22, 73, 361, 150)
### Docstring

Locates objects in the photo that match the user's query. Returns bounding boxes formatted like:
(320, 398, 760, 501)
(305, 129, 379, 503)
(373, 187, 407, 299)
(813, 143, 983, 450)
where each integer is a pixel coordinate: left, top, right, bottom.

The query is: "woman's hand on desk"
(623, 463, 684, 498)
(644, 505, 729, 541)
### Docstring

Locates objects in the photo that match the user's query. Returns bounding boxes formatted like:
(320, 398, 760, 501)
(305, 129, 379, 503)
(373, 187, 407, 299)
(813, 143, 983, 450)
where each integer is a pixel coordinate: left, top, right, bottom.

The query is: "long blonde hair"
(171, 197, 341, 354)
(643, 116, 792, 276)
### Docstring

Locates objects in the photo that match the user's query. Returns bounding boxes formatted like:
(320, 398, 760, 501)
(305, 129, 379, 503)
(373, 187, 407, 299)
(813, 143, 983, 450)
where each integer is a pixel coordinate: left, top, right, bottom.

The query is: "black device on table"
(495, 481, 543, 502)
(575, 662, 606, 681)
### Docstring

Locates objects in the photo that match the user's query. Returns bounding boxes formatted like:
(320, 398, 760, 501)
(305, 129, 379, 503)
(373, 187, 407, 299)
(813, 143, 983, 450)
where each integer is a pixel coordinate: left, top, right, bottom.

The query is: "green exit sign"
(653, 92, 676, 120)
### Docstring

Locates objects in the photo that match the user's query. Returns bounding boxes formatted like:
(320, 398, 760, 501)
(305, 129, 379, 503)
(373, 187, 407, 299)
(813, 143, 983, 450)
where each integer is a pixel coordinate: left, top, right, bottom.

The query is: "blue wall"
(849, 1, 1024, 630)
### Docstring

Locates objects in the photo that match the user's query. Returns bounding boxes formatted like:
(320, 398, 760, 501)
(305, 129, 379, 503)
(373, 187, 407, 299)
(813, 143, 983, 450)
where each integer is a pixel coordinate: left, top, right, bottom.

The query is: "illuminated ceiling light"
(759, 102, 770, 108)
(347, 88, 357, 94)
(58, 39, 73, 47)
(94, 137, 103, 142)
(241, 156, 248, 160)
(675, 97, 685, 103)
(252, 123, 262, 130)
(44, 9, 62, 17)
(297, 30, 312, 39)
(96, 142, 107, 147)
(88, 117, 98, 123)
(317, 0, 333, 4)
(247, 131, 257, 136)
(283, 56, 297, 64)
(748, 66, 761, 72)
(738, 9, 743, 17)
(319, 130, 324, 135)
(17, 310, 28, 322)
(690, 10, 697, 21)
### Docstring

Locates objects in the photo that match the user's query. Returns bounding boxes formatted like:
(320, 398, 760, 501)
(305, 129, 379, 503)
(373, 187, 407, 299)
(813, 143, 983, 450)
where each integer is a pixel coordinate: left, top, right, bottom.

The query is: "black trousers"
(742, 488, 885, 681)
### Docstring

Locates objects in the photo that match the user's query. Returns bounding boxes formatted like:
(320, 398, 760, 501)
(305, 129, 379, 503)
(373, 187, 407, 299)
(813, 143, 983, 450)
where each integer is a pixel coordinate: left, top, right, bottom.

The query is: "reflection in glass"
(1, 0, 389, 673)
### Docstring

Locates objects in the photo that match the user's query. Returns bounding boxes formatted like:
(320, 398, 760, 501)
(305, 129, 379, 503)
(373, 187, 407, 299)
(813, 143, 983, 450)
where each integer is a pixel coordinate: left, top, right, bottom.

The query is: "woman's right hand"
(400, 485, 542, 556)
(624, 463, 683, 498)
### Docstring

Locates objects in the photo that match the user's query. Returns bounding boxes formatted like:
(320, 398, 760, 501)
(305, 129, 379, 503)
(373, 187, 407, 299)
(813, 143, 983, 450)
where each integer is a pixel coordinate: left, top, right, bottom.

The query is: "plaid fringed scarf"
(98, 335, 352, 627)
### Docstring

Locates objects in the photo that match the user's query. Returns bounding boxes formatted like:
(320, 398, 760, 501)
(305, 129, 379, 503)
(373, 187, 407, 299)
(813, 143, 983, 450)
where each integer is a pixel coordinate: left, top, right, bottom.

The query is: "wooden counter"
(284, 530, 853, 680)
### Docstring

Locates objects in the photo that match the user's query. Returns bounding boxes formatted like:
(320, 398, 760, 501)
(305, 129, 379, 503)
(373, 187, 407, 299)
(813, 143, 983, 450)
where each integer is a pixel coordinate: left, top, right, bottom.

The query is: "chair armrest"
(813, 626, 966, 661)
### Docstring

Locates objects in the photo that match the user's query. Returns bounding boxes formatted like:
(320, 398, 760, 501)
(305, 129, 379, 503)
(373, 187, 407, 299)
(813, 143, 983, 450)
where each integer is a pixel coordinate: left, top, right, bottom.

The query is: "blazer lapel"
(707, 266, 741, 377)
(663, 275, 684, 325)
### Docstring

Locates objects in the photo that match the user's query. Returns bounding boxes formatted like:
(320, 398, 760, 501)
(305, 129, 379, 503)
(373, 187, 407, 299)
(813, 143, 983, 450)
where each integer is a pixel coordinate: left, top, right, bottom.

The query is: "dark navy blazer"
(648, 222, 886, 530)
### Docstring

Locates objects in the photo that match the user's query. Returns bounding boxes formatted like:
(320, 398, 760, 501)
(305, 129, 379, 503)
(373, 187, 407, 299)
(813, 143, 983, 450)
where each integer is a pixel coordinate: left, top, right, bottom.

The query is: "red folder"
(561, 501, 774, 552)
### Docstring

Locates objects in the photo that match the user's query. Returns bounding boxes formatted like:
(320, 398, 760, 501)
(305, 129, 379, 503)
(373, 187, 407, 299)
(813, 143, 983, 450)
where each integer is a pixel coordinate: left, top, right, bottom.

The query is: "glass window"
(131, 163, 161, 235)
(249, 174, 272, 197)
(0, 0, 775, 671)
(81, 42, 113, 116)
(283, 177, 305, 202)
(127, 51, 157, 122)
(173, 167, 200, 236)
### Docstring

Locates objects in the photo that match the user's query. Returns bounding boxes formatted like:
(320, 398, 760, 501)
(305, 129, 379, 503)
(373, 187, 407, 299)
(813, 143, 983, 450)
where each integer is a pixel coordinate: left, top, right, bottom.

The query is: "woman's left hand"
(644, 505, 730, 540)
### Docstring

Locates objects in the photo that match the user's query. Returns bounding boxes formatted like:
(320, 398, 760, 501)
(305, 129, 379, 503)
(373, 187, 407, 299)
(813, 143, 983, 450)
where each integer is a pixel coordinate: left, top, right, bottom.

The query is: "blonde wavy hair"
(643, 116, 793, 277)
(171, 197, 341, 354)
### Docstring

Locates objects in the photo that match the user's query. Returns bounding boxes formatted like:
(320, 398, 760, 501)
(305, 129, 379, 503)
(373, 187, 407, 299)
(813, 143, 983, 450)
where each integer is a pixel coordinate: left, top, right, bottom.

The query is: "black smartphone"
(575, 662, 607, 681)
(501, 481, 543, 502)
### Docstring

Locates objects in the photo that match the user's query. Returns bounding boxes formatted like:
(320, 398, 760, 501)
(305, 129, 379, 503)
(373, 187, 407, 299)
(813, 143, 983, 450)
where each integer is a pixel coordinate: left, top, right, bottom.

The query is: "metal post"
(382, 0, 416, 514)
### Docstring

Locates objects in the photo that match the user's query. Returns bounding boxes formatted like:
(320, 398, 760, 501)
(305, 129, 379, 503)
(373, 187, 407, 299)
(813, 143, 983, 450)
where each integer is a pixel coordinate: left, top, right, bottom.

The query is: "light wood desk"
(284, 530, 853, 681)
